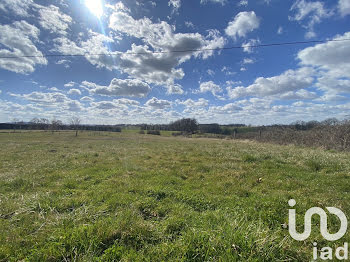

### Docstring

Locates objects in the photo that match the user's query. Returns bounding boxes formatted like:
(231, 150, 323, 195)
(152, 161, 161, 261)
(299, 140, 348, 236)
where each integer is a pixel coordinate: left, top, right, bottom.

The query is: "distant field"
(1, 131, 350, 261)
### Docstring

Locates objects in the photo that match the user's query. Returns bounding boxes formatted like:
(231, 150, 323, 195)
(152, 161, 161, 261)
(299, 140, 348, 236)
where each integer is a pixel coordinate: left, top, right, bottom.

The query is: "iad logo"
(288, 199, 348, 260)
(288, 199, 347, 241)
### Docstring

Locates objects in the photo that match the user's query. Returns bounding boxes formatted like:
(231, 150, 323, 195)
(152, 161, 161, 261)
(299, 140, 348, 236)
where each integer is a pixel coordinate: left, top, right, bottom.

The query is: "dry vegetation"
(239, 121, 350, 151)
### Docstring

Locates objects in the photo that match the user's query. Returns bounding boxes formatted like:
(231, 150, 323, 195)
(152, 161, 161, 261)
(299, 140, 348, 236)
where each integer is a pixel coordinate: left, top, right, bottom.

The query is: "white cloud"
(226, 80, 242, 86)
(0, 0, 33, 16)
(68, 89, 82, 96)
(53, 31, 117, 71)
(242, 38, 260, 53)
(81, 96, 94, 102)
(209, 103, 242, 114)
(108, 6, 225, 87)
(221, 66, 236, 76)
(316, 92, 349, 102)
(92, 101, 119, 110)
(223, 31, 350, 108)
(91, 98, 139, 110)
(178, 98, 209, 108)
(227, 67, 314, 99)
(185, 21, 195, 28)
(52, 37, 84, 55)
(0, 21, 47, 74)
(242, 58, 254, 64)
(289, 0, 332, 38)
(207, 69, 215, 76)
(64, 81, 76, 88)
(338, 0, 350, 16)
(80, 31, 116, 70)
(12, 91, 69, 104)
(145, 97, 172, 109)
(9, 91, 85, 114)
(298, 32, 350, 79)
(197, 81, 223, 96)
(115, 98, 140, 106)
(166, 84, 184, 95)
(316, 75, 350, 93)
(82, 78, 151, 98)
(225, 11, 260, 40)
(117, 44, 184, 86)
(168, 0, 181, 13)
(238, 0, 248, 7)
(280, 89, 318, 100)
(56, 59, 71, 68)
(37, 5, 72, 35)
(277, 26, 283, 34)
(200, 0, 227, 5)
(66, 100, 83, 112)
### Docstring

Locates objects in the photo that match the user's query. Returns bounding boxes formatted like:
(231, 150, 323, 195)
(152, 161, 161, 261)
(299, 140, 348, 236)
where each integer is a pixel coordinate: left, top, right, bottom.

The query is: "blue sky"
(0, 0, 350, 125)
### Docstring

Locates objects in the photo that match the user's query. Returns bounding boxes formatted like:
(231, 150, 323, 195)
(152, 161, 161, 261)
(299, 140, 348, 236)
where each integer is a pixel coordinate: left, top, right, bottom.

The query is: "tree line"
(140, 118, 246, 135)
(0, 117, 121, 133)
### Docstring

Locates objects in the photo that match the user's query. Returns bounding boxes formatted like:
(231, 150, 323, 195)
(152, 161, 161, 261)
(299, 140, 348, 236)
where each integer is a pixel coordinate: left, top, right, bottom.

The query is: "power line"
(1, 38, 349, 59)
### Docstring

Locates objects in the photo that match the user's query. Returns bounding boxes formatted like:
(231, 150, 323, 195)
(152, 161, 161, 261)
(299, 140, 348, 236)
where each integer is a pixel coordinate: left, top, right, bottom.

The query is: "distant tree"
(199, 124, 222, 134)
(50, 119, 63, 133)
(169, 118, 198, 133)
(321, 118, 339, 126)
(40, 118, 49, 130)
(305, 120, 319, 129)
(69, 116, 81, 136)
(292, 120, 307, 130)
(221, 127, 233, 136)
(12, 118, 19, 132)
(30, 118, 40, 129)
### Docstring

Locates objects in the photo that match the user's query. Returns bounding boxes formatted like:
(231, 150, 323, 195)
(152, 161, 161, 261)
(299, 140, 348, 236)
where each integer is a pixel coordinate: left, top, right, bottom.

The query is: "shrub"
(147, 130, 161, 135)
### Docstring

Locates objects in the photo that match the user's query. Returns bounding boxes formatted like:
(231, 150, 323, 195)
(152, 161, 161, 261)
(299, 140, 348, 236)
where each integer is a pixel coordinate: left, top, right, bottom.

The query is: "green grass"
(1, 131, 350, 261)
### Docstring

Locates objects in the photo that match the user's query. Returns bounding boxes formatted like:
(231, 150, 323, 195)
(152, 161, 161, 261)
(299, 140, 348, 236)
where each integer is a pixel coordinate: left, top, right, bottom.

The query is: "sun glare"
(85, 0, 103, 18)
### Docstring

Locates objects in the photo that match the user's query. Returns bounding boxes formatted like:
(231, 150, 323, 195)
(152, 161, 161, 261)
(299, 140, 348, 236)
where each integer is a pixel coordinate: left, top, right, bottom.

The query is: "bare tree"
(30, 118, 40, 129)
(69, 116, 81, 136)
(50, 119, 63, 133)
(39, 118, 49, 130)
(12, 118, 19, 132)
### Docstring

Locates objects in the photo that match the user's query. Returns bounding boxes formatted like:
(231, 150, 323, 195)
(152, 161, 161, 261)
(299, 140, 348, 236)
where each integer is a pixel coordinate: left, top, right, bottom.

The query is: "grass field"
(1, 131, 350, 261)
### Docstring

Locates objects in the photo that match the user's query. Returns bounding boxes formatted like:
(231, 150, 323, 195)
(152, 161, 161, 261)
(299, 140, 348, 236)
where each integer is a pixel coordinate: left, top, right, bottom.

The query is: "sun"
(85, 0, 103, 18)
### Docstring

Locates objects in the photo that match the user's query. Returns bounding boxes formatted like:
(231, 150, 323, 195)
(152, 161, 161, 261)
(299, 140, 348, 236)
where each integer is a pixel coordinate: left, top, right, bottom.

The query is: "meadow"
(1, 131, 350, 261)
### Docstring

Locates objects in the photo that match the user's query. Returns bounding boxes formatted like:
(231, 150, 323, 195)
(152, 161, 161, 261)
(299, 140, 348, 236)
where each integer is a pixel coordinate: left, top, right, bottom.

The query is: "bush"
(139, 130, 145, 134)
(172, 131, 192, 137)
(147, 130, 161, 135)
(243, 120, 350, 151)
(199, 124, 222, 134)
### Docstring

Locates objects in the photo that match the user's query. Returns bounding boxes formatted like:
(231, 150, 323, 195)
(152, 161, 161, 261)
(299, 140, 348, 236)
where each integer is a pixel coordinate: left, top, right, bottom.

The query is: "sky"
(0, 0, 350, 125)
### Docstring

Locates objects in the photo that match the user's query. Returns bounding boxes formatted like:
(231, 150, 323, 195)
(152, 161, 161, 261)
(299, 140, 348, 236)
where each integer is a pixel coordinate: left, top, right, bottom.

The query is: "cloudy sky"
(0, 0, 350, 125)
